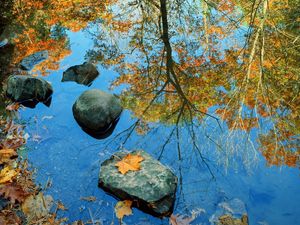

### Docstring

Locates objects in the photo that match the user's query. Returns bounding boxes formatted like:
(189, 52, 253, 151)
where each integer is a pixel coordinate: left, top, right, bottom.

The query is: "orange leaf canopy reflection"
(3, 0, 299, 169)
(115, 153, 145, 175)
(8, 0, 116, 75)
(84, 0, 299, 169)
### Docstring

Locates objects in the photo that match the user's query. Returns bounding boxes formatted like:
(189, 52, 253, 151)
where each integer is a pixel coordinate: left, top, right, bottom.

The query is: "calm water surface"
(1, 1, 300, 224)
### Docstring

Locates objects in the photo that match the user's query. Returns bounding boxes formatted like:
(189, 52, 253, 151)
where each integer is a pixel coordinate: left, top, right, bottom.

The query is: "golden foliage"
(0, 166, 18, 184)
(0, 148, 18, 164)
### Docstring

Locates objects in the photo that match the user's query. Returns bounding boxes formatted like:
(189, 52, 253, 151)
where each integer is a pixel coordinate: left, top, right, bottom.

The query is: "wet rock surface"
(72, 89, 122, 139)
(62, 62, 99, 86)
(99, 150, 178, 217)
(6, 75, 53, 108)
(20, 50, 48, 71)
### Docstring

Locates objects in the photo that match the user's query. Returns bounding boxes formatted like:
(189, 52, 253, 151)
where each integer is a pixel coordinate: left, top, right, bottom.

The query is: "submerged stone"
(72, 89, 122, 139)
(210, 198, 248, 225)
(20, 50, 48, 71)
(217, 214, 248, 225)
(98, 150, 178, 217)
(62, 62, 99, 86)
(6, 75, 53, 108)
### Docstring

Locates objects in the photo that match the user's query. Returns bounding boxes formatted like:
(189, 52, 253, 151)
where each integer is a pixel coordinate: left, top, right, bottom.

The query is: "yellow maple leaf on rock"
(115, 153, 144, 175)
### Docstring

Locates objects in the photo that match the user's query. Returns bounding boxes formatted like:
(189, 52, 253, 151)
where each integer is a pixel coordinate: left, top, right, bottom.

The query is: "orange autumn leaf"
(0, 148, 17, 154)
(114, 200, 133, 220)
(115, 153, 144, 175)
(0, 166, 18, 184)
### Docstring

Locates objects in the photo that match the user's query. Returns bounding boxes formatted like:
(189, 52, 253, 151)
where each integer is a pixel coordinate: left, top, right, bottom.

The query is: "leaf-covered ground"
(0, 106, 69, 224)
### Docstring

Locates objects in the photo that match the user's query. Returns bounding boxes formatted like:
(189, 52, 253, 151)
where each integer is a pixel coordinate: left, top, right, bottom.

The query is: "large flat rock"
(99, 150, 178, 217)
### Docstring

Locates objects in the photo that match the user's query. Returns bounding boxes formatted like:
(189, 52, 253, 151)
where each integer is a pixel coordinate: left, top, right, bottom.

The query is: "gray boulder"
(99, 150, 178, 217)
(20, 50, 48, 71)
(62, 62, 99, 86)
(6, 75, 53, 108)
(72, 89, 122, 138)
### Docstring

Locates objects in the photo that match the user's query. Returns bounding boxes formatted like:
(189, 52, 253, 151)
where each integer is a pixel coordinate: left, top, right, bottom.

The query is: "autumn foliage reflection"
(86, 0, 299, 168)
(9, 0, 116, 75)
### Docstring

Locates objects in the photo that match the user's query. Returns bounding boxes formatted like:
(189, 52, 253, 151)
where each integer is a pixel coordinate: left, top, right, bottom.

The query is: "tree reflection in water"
(0, 0, 299, 223)
(85, 0, 300, 170)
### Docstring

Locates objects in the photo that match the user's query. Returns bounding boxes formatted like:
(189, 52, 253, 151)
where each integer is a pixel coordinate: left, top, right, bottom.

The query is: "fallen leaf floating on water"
(80, 196, 97, 202)
(57, 201, 68, 211)
(72, 221, 85, 225)
(0, 183, 29, 203)
(21, 192, 54, 223)
(169, 214, 195, 225)
(115, 153, 144, 175)
(114, 200, 133, 220)
(0, 166, 18, 184)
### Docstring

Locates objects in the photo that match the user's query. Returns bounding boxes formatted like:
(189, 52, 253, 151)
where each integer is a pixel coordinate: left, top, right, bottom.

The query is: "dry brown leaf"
(0, 148, 18, 164)
(0, 166, 18, 184)
(1, 137, 24, 151)
(80, 196, 96, 202)
(114, 200, 133, 220)
(0, 210, 22, 225)
(72, 220, 85, 225)
(0, 183, 29, 204)
(22, 192, 54, 223)
(57, 201, 68, 211)
(0, 149, 16, 155)
(115, 153, 144, 175)
(169, 214, 195, 225)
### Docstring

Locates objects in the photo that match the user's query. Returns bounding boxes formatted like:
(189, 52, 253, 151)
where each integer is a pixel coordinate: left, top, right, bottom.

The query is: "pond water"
(1, 1, 300, 224)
